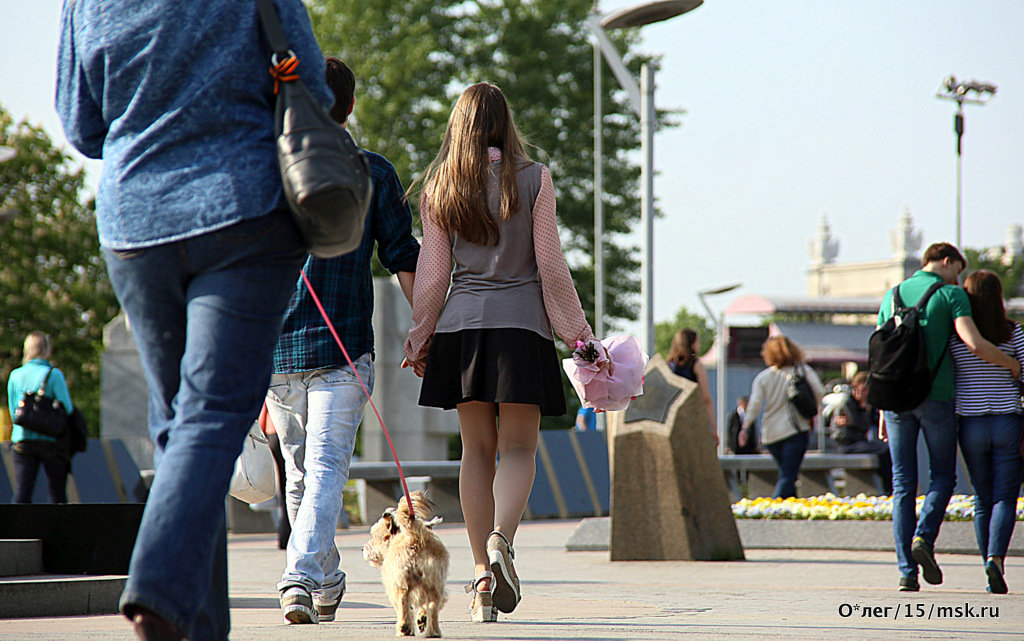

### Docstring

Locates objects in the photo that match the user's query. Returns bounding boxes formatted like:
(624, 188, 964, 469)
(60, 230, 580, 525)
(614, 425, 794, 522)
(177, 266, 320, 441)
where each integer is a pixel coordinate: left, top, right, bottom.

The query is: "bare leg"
(457, 401, 498, 589)
(492, 403, 540, 541)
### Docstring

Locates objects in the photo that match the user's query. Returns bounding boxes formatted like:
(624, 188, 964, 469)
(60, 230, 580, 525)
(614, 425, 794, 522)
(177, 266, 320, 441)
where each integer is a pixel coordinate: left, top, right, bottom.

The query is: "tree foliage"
(0, 107, 119, 434)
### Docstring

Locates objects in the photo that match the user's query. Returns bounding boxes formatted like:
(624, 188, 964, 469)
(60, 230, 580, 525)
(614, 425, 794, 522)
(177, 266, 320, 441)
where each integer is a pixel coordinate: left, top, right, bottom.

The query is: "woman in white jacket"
(740, 335, 824, 498)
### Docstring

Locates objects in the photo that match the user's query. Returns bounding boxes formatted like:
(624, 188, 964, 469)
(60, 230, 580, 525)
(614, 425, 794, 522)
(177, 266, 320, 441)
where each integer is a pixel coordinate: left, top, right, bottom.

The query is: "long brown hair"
(666, 328, 698, 365)
(420, 83, 529, 245)
(761, 335, 805, 368)
(963, 270, 1012, 344)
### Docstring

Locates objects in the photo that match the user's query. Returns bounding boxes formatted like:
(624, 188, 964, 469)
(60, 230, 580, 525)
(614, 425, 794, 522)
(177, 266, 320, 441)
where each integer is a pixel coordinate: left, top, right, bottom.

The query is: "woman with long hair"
(6, 331, 74, 503)
(740, 335, 823, 498)
(666, 328, 718, 444)
(950, 270, 1024, 594)
(404, 83, 598, 622)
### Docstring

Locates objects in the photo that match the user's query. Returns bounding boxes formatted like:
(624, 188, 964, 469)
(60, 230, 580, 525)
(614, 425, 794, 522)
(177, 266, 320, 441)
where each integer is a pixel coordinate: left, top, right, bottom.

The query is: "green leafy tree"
(0, 108, 119, 434)
(654, 307, 713, 360)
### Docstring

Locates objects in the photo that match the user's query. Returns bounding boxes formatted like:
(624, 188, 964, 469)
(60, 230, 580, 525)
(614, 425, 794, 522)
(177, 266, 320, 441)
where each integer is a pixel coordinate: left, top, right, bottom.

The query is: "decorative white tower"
(890, 206, 922, 260)
(808, 214, 840, 266)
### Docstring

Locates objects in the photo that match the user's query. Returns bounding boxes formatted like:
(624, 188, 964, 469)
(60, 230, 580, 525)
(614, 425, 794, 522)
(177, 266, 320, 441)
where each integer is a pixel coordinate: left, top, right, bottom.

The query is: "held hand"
(878, 416, 888, 443)
(738, 428, 749, 448)
(834, 413, 849, 427)
(401, 357, 426, 378)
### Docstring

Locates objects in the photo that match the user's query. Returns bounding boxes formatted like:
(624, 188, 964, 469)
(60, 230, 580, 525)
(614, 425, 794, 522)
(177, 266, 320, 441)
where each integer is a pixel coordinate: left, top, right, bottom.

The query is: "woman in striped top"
(949, 269, 1024, 594)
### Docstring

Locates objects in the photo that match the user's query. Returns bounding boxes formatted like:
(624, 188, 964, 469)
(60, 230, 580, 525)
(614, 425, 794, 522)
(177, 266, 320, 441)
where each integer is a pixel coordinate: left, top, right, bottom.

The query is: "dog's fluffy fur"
(363, 491, 449, 637)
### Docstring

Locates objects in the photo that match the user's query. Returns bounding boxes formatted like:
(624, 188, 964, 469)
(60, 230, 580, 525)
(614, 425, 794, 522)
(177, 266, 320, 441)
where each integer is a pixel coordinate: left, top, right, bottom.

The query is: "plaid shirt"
(273, 150, 420, 373)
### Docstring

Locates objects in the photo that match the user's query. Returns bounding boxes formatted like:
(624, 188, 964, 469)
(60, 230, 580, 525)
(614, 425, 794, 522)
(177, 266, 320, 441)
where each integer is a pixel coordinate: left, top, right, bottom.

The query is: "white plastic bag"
(229, 421, 277, 504)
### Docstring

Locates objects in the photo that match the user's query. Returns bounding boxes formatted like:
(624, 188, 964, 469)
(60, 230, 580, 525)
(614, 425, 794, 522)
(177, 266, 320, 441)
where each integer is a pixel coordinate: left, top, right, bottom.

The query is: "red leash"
(300, 269, 414, 513)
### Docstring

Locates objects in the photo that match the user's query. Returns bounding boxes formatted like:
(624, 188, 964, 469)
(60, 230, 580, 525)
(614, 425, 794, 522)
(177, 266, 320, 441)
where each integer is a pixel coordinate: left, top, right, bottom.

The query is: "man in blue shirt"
(267, 57, 419, 625)
(57, 2, 328, 639)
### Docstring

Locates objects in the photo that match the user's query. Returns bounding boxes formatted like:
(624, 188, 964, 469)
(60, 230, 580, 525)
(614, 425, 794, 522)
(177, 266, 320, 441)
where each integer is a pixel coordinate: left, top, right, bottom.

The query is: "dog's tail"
(396, 490, 435, 525)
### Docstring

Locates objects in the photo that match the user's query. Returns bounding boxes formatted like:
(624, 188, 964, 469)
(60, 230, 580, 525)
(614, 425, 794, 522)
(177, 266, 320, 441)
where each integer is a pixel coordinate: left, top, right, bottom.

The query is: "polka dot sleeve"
(533, 165, 595, 348)
(403, 193, 452, 364)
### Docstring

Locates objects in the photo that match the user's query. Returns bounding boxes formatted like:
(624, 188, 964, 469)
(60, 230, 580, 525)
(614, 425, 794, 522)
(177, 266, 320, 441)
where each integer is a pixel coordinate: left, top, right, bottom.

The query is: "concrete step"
(0, 574, 127, 618)
(0, 539, 43, 577)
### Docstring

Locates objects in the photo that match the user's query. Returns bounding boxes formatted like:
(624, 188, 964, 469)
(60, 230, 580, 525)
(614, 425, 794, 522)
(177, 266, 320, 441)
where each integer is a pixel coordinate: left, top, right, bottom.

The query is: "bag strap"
(913, 281, 946, 313)
(35, 367, 55, 395)
(255, 0, 291, 58)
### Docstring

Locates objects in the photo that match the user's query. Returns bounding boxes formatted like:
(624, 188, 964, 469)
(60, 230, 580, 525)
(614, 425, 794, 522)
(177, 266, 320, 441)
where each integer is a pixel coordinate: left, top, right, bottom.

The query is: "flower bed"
(732, 494, 1024, 522)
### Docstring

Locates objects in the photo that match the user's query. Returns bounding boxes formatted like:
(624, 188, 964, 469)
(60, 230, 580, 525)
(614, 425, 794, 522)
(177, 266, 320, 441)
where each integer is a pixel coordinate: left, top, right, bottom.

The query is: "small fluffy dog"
(363, 491, 449, 637)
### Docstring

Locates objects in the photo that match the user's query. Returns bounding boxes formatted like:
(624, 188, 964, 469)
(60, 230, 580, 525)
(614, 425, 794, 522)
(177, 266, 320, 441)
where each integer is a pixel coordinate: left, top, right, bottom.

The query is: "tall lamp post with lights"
(698, 282, 741, 455)
(587, 0, 702, 354)
(936, 75, 997, 249)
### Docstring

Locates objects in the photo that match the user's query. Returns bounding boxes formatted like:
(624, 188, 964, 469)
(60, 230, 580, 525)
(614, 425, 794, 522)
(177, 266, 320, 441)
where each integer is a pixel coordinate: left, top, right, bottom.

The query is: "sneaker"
(280, 585, 318, 624)
(466, 572, 497, 623)
(911, 537, 942, 585)
(986, 559, 1008, 595)
(898, 576, 920, 592)
(314, 577, 346, 622)
(487, 530, 521, 613)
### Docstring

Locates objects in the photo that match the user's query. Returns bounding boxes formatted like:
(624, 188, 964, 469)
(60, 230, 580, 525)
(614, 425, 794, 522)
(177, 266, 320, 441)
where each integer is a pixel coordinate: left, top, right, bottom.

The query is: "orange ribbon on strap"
(269, 56, 300, 94)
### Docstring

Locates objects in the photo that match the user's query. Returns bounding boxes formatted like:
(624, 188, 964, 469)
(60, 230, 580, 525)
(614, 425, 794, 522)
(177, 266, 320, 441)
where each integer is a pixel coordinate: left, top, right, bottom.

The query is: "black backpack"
(866, 281, 947, 412)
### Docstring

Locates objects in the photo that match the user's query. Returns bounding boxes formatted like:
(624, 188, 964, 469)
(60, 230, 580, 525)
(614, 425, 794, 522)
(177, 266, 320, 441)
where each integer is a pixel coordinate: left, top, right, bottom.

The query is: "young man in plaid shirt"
(267, 58, 419, 624)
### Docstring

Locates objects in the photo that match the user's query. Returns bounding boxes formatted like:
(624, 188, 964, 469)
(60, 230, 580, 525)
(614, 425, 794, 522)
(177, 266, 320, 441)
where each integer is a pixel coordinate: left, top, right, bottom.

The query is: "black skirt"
(418, 328, 567, 416)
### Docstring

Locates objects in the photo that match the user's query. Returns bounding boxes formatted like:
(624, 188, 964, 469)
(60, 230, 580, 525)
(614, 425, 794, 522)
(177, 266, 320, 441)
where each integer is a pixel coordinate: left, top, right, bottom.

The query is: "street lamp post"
(936, 75, 997, 249)
(698, 282, 742, 455)
(588, 0, 702, 356)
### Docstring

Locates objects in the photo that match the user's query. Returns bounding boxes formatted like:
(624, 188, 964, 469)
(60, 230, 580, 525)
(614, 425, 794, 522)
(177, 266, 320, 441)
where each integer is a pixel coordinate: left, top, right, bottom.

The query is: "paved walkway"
(3, 519, 1022, 640)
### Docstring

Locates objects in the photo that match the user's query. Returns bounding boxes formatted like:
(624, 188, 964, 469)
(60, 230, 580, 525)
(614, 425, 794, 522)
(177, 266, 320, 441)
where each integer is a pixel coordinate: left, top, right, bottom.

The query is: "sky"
(3, 1, 1023, 332)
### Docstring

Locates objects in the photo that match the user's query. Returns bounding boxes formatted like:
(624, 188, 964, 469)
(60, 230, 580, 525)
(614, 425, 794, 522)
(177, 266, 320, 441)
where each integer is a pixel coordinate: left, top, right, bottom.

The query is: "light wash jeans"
(885, 398, 958, 579)
(107, 211, 306, 640)
(267, 354, 374, 605)
(958, 413, 1023, 560)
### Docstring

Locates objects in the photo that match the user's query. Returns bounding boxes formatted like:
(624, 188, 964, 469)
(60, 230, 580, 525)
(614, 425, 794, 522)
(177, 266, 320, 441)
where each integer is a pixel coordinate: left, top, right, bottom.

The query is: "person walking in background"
(826, 372, 892, 494)
(57, 2, 328, 639)
(403, 83, 600, 623)
(7, 331, 74, 504)
(876, 243, 1020, 594)
(949, 269, 1024, 594)
(666, 328, 718, 445)
(267, 57, 419, 625)
(740, 335, 823, 499)
(575, 406, 597, 431)
(727, 396, 757, 454)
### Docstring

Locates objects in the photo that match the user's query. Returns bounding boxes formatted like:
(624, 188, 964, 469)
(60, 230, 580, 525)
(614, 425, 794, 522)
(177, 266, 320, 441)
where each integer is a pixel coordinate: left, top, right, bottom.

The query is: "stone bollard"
(607, 355, 744, 561)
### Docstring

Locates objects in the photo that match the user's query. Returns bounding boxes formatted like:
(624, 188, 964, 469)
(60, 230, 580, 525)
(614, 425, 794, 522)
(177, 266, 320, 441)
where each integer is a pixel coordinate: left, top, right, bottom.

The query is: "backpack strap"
(914, 281, 949, 377)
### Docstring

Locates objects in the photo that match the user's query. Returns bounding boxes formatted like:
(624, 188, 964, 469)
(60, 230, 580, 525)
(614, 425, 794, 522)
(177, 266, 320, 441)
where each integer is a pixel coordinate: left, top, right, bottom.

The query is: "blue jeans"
(107, 211, 306, 640)
(958, 413, 1023, 560)
(885, 398, 958, 579)
(267, 354, 374, 604)
(766, 431, 809, 498)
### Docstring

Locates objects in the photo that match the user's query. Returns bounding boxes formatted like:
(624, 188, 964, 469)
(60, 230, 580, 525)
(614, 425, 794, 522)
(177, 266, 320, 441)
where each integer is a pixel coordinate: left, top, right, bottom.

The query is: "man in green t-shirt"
(878, 243, 1020, 593)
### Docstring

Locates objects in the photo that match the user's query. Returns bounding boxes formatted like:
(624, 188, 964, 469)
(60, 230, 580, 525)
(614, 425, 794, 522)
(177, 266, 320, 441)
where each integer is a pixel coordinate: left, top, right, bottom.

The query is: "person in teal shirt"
(6, 331, 74, 503)
(877, 243, 1020, 593)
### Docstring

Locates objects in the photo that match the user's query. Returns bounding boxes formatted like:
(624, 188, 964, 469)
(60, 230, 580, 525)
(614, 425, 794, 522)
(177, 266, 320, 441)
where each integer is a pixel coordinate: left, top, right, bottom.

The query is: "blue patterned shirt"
(56, 0, 331, 249)
(273, 151, 420, 373)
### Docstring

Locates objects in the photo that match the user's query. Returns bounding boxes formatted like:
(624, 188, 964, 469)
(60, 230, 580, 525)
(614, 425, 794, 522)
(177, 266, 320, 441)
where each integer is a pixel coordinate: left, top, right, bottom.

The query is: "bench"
(348, 430, 611, 523)
(719, 453, 882, 500)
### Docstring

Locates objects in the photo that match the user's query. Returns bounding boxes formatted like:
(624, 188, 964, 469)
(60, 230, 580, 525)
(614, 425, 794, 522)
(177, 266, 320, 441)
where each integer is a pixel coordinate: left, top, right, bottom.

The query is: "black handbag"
(13, 368, 68, 438)
(255, 0, 372, 258)
(787, 363, 819, 421)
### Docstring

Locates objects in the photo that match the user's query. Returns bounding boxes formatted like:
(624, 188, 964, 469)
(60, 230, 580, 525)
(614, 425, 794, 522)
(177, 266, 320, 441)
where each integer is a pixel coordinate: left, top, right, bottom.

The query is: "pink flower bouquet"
(562, 335, 648, 412)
